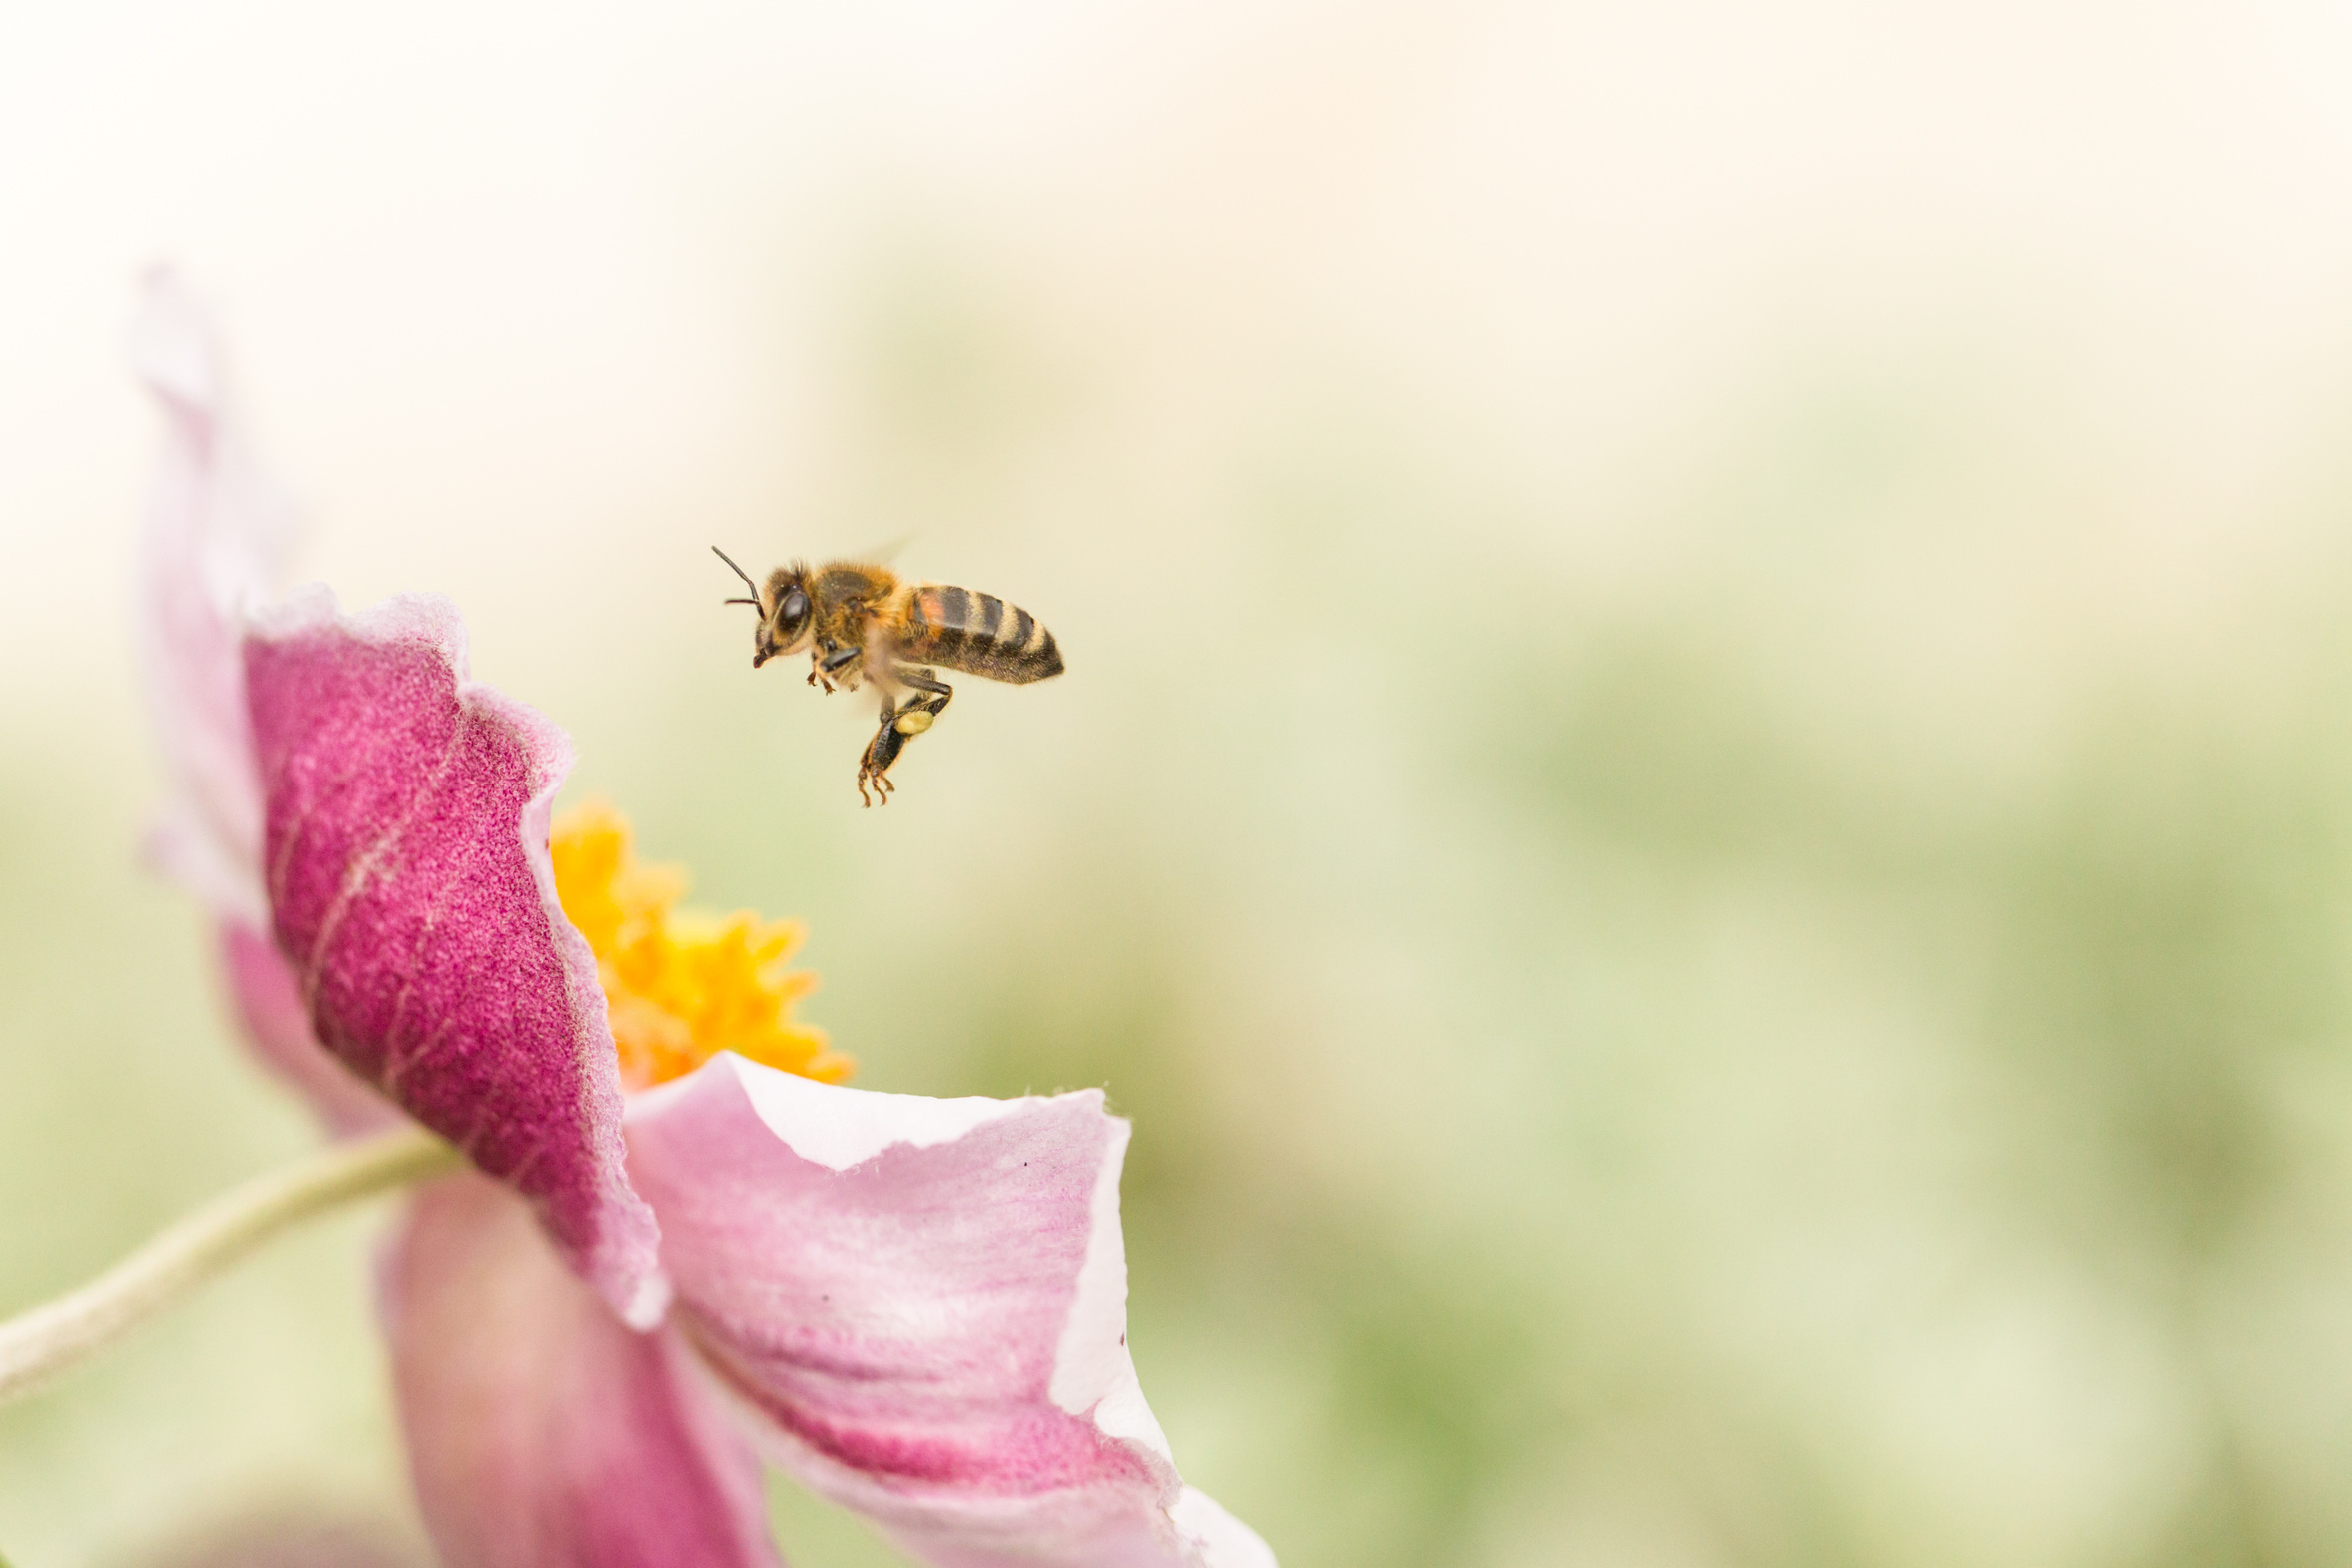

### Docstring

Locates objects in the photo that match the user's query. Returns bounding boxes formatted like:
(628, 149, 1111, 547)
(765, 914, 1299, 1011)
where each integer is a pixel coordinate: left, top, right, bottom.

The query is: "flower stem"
(0, 1124, 459, 1403)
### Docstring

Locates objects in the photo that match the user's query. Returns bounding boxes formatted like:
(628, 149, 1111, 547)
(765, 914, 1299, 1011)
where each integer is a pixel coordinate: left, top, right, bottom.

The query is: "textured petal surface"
(627, 1056, 1275, 1568)
(384, 1174, 781, 1568)
(218, 919, 399, 1136)
(131, 268, 293, 929)
(245, 589, 662, 1323)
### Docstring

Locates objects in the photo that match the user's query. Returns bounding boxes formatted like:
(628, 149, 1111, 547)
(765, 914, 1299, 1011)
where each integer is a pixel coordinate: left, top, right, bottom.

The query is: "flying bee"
(714, 547, 1064, 806)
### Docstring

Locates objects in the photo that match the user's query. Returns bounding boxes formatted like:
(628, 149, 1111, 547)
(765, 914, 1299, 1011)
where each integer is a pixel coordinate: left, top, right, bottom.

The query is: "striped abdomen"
(901, 585, 1064, 684)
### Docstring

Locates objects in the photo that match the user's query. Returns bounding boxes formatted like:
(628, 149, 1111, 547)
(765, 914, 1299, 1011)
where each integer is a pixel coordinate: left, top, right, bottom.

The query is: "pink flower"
(131, 273, 1274, 1568)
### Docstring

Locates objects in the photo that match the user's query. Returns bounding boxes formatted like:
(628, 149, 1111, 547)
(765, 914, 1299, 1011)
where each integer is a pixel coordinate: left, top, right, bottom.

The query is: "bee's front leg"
(812, 642, 863, 695)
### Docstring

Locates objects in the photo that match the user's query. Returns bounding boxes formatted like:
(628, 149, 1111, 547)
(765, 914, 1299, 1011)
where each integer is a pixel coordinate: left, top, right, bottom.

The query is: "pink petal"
(245, 589, 662, 1324)
(131, 268, 294, 929)
(626, 1056, 1276, 1568)
(217, 919, 399, 1136)
(384, 1173, 781, 1568)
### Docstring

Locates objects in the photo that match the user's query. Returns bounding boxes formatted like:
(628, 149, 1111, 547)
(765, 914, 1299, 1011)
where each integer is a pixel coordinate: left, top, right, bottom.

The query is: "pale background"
(9, 1, 2352, 1564)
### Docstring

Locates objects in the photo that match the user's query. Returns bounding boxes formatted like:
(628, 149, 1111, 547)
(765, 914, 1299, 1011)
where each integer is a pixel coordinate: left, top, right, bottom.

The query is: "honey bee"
(714, 547, 1064, 805)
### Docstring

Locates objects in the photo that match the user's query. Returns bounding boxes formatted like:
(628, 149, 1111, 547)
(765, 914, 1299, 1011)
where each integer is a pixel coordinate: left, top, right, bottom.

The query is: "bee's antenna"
(712, 546, 763, 608)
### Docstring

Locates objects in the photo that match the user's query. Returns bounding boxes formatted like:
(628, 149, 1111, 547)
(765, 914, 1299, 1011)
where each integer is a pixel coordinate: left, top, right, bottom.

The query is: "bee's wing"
(850, 532, 915, 567)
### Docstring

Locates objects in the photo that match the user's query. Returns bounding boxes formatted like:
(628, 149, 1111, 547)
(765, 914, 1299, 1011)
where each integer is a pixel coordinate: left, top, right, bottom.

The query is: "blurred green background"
(12, 2, 2352, 1564)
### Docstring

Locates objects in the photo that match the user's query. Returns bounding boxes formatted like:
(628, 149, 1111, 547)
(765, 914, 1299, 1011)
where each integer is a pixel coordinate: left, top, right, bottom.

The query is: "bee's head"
(715, 547, 815, 668)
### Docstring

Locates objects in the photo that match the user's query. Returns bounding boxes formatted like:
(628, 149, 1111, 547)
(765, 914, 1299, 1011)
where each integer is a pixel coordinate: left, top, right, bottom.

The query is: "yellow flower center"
(549, 799, 852, 1093)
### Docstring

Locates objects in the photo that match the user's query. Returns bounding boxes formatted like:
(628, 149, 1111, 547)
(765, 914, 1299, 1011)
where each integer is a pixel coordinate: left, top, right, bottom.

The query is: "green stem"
(0, 1124, 459, 1403)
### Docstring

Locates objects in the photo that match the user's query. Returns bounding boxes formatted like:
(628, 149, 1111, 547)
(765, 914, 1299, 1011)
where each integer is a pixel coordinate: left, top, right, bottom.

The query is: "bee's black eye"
(778, 587, 813, 638)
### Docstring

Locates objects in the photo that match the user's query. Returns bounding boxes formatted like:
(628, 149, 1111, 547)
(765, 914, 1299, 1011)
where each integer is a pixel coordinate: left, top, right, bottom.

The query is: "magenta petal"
(132, 269, 295, 928)
(384, 1174, 782, 1568)
(627, 1057, 1276, 1568)
(218, 919, 399, 1136)
(245, 589, 662, 1324)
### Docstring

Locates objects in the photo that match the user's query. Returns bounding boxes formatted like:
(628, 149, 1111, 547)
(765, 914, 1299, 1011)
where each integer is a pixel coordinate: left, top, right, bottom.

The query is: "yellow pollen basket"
(549, 799, 852, 1093)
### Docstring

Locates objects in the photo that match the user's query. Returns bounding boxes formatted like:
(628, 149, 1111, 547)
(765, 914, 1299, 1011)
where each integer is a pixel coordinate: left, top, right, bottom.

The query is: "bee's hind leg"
(856, 724, 904, 807)
(890, 666, 953, 728)
(854, 671, 952, 807)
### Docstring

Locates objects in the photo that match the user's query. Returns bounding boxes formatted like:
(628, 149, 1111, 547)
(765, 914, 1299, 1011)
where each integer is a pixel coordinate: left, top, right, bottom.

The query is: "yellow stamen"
(549, 799, 852, 1092)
